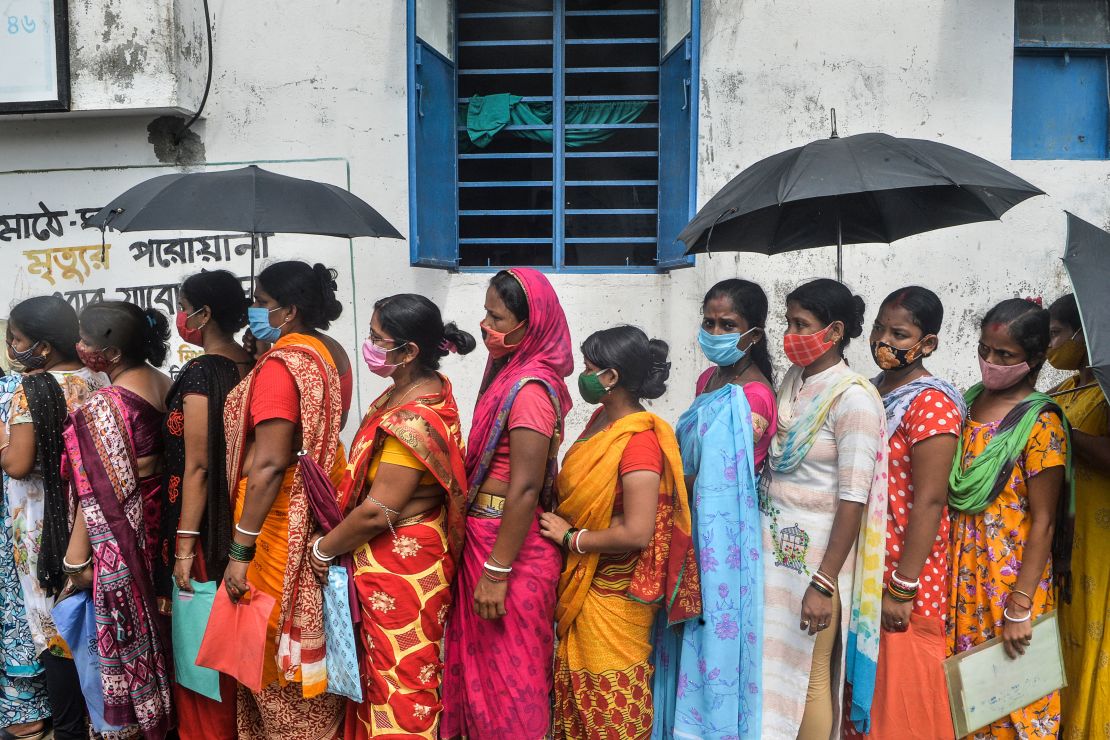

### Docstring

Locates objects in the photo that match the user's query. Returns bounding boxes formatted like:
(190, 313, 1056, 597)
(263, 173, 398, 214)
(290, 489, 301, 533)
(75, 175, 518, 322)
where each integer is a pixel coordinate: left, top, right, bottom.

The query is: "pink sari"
(441, 268, 572, 739)
(63, 386, 172, 739)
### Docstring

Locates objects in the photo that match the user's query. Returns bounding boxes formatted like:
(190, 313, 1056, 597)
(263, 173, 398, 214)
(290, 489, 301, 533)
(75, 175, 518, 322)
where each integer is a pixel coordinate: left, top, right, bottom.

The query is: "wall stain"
(147, 116, 206, 165)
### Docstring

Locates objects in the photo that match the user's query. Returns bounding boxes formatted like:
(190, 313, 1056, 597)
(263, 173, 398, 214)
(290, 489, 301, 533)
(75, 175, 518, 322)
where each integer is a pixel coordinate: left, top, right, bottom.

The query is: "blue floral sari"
(0, 373, 50, 726)
(652, 383, 763, 739)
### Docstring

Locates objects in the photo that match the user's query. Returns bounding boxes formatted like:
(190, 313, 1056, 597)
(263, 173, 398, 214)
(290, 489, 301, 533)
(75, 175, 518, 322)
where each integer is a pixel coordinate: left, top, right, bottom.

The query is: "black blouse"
(155, 354, 243, 612)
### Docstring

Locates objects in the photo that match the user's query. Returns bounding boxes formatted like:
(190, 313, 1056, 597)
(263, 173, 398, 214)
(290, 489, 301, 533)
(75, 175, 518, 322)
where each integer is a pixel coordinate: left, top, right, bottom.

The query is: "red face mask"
(481, 321, 525, 359)
(783, 325, 837, 367)
(176, 308, 205, 346)
(76, 343, 115, 373)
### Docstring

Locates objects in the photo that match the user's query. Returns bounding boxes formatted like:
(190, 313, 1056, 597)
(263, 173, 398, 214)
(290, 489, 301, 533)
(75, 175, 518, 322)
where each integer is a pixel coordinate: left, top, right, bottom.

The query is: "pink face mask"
(979, 356, 1031, 391)
(361, 337, 407, 378)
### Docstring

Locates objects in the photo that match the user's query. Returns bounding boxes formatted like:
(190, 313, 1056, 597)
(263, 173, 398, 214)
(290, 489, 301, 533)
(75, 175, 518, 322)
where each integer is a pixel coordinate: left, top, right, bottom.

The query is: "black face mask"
(7, 341, 45, 371)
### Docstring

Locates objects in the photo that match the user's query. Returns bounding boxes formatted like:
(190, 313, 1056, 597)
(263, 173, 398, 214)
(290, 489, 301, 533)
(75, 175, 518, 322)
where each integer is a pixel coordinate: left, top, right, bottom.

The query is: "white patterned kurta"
(759, 362, 884, 738)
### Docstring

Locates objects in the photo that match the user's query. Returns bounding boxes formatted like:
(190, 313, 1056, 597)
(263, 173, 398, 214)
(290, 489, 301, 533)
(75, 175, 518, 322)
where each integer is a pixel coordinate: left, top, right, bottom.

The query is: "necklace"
(715, 356, 754, 386)
(389, 374, 435, 408)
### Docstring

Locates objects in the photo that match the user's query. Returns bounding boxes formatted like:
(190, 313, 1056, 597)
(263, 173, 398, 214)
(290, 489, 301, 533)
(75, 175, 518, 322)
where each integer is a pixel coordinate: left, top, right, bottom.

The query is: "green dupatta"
(948, 383, 1072, 514)
(948, 382, 1076, 599)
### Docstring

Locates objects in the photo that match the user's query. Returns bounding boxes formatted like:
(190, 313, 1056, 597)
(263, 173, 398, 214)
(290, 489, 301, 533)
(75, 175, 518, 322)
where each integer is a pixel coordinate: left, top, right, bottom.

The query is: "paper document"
(943, 610, 1065, 737)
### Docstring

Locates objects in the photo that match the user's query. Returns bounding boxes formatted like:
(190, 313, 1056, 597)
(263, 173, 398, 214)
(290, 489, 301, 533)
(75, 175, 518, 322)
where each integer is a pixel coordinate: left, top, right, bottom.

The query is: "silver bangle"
(1003, 607, 1032, 623)
(176, 529, 201, 536)
(573, 528, 589, 554)
(62, 555, 93, 573)
(312, 537, 336, 562)
(483, 561, 512, 574)
(235, 523, 262, 537)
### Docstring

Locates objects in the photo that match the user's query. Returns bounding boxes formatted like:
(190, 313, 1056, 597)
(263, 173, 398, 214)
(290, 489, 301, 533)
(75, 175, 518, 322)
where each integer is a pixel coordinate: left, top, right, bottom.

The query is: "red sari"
(338, 374, 467, 740)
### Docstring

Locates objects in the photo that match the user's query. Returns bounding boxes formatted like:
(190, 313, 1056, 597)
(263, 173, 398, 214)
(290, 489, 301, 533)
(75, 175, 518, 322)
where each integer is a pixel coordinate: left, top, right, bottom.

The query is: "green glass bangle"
(228, 541, 256, 563)
(562, 528, 578, 550)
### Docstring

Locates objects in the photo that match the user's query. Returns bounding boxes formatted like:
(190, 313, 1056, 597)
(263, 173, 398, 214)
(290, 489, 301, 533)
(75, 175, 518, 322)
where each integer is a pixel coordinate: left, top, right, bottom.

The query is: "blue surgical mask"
(248, 306, 287, 343)
(698, 326, 760, 367)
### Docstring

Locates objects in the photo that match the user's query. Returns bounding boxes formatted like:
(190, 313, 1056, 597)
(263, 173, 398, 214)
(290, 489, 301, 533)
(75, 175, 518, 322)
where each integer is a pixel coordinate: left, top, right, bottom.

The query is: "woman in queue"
(1051, 293, 1110, 737)
(947, 298, 1071, 738)
(222, 261, 351, 738)
(158, 270, 253, 739)
(653, 278, 775, 739)
(539, 326, 699, 740)
(0, 297, 106, 740)
(762, 279, 886, 739)
(441, 268, 572, 739)
(308, 294, 474, 739)
(62, 301, 174, 738)
(847, 287, 964, 738)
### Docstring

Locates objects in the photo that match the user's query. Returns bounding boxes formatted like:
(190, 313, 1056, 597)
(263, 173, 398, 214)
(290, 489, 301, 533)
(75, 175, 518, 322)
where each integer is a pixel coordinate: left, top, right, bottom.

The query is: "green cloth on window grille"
(465, 93, 648, 148)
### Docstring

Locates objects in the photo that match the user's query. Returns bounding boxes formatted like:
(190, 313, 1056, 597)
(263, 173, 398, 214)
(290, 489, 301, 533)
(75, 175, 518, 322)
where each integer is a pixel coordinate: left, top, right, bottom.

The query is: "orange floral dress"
(947, 411, 1068, 739)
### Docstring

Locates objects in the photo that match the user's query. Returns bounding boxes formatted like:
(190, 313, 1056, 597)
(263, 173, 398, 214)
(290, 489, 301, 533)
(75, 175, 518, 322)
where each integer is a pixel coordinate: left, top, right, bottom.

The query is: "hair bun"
(640, 338, 670, 400)
(311, 263, 343, 323)
(442, 322, 476, 357)
(847, 294, 866, 339)
(312, 263, 339, 293)
(141, 308, 171, 366)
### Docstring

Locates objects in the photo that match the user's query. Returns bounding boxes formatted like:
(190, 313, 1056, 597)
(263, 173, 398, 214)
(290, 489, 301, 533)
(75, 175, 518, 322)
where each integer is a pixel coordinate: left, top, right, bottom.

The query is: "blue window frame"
(1013, 0, 1110, 159)
(407, 0, 699, 272)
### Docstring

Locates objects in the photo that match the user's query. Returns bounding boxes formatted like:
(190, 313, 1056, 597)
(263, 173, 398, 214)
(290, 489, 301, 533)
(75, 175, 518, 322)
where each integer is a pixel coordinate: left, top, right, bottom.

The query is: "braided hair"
(20, 373, 70, 596)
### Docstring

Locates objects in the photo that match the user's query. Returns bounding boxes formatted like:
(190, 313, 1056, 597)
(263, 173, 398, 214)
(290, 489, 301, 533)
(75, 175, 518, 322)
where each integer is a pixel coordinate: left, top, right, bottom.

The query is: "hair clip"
(653, 361, 671, 373)
(1024, 296, 1043, 307)
(146, 315, 157, 327)
(439, 339, 458, 354)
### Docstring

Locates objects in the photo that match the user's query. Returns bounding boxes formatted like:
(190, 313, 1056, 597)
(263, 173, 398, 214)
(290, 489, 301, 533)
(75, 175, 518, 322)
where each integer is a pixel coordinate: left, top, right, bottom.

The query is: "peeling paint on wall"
(147, 115, 206, 165)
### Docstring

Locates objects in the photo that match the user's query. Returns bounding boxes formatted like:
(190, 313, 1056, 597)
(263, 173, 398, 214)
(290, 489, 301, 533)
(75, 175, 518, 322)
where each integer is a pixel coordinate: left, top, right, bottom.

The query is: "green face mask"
(578, 369, 613, 405)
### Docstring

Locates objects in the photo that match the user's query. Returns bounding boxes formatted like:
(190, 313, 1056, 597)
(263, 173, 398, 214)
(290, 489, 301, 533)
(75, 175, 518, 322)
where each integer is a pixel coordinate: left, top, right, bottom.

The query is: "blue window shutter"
(1013, 53, 1109, 160)
(408, 4, 459, 268)
(656, 8, 698, 270)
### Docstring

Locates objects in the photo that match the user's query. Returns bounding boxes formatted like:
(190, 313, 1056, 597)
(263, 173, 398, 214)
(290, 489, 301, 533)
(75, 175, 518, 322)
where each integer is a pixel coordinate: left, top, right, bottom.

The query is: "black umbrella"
(679, 116, 1044, 279)
(1062, 212, 1110, 400)
(87, 164, 404, 281)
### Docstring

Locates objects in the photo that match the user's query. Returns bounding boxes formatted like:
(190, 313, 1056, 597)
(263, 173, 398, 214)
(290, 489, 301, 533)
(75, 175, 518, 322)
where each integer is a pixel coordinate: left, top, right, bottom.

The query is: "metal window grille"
(455, 0, 662, 268)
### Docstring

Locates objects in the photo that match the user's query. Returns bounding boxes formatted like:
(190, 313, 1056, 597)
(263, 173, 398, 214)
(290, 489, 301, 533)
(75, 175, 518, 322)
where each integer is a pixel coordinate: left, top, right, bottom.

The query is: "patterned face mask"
(782, 325, 836, 367)
(870, 336, 930, 371)
(76, 343, 115, 373)
(7, 340, 45, 371)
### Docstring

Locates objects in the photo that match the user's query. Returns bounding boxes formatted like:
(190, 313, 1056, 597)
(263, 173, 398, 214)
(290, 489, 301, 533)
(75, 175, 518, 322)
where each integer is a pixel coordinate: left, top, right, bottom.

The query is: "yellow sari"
(553, 411, 700, 740)
(1056, 377, 1110, 739)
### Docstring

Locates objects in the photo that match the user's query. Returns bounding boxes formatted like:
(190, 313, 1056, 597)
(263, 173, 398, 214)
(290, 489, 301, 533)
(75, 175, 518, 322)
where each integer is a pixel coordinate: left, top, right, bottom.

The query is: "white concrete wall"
(66, 0, 205, 114)
(0, 0, 1101, 444)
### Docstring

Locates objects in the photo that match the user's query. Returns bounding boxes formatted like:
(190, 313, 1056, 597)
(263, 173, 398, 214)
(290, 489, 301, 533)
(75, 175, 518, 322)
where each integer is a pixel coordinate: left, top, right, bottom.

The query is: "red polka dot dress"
(883, 389, 962, 619)
(844, 386, 964, 739)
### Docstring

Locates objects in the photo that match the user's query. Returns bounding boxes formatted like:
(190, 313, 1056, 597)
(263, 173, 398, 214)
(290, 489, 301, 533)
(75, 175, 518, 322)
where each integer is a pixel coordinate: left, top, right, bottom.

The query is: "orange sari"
(553, 411, 700, 739)
(225, 333, 346, 739)
(947, 412, 1068, 738)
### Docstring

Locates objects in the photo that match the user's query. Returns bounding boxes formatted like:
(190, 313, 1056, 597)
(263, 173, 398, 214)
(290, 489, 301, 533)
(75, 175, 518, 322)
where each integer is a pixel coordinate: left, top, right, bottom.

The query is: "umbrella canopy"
(86, 165, 403, 239)
(1062, 212, 1110, 400)
(679, 131, 1043, 277)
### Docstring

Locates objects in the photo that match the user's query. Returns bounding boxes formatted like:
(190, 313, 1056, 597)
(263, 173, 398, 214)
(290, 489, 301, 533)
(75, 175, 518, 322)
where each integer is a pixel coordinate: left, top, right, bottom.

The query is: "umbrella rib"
(325, 184, 381, 234)
(886, 137, 958, 185)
